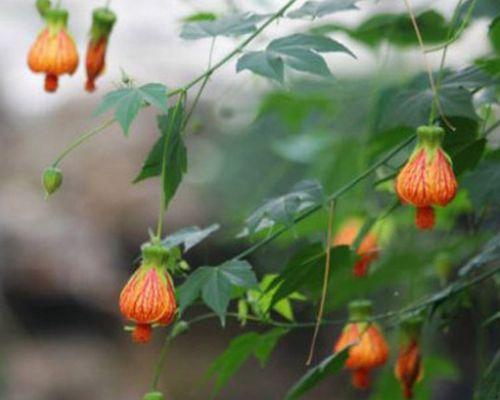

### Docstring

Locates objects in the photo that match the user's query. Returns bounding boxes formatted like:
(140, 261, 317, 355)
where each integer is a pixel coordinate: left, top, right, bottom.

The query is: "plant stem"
(233, 135, 416, 261)
(52, 118, 115, 167)
(306, 200, 335, 365)
(150, 332, 175, 390)
(402, 0, 454, 130)
(156, 95, 185, 239)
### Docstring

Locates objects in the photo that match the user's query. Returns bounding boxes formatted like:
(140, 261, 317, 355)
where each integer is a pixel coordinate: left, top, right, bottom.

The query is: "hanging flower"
(27, 8, 79, 92)
(395, 316, 424, 399)
(395, 126, 457, 230)
(85, 7, 117, 92)
(334, 300, 389, 389)
(333, 218, 379, 277)
(119, 243, 177, 343)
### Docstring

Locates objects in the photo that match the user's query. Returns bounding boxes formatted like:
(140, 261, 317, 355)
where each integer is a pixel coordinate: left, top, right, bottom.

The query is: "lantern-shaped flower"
(119, 243, 177, 343)
(395, 316, 424, 399)
(334, 300, 389, 389)
(395, 126, 457, 230)
(27, 8, 79, 92)
(85, 7, 117, 92)
(333, 218, 379, 277)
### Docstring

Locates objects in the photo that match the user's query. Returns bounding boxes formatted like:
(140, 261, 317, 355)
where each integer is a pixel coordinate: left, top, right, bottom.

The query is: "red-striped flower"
(85, 7, 116, 92)
(119, 244, 177, 343)
(27, 8, 79, 92)
(395, 317, 424, 399)
(333, 218, 379, 277)
(395, 126, 457, 230)
(334, 300, 389, 389)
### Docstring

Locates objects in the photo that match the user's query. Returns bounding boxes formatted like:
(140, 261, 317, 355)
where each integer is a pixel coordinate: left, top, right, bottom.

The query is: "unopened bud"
(42, 166, 63, 197)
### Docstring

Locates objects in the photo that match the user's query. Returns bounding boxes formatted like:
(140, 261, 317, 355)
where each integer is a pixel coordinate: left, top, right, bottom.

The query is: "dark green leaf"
(133, 105, 186, 208)
(94, 83, 168, 135)
(451, 138, 486, 175)
(313, 11, 450, 48)
(208, 328, 288, 393)
(476, 57, 500, 78)
(462, 150, 500, 209)
(490, 16, 500, 54)
(180, 12, 267, 40)
(288, 0, 358, 19)
(237, 34, 355, 82)
(242, 180, 324, 236)
(285, 349, 350, 400)
(177, 260, 258, 324)
(162, 224, 220, 252)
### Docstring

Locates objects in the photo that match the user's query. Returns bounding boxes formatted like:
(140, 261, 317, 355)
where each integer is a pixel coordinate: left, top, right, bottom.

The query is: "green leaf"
(451, 138, 486, 176)
(177, 260, 258, 324)
(381, 67, 492, 128)
(490, 16, 500, 54)
(162, 224, 220, 252)
(208, 328, 288, 393)
(462, 150, 500, 209)
(236, 33, 355, 82)
(313, 10, 450, 48)
(180, 12, 267, 40)
(133, 105, 187, 208)
(288, 0, 358, 19)
(241, 180, 324, 236)
(182, 12, 217, 23)
(94, 83, 168, 135)
(285, 349, 350, 400)
(476, 56, 500, 78)
(237, 51, 285, 83)
(475, 350, 500, 400)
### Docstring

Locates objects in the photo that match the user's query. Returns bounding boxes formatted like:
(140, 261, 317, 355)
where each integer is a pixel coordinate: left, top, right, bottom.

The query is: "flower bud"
(333, 300, 389, 390)
(395, 126, 457, 230)
(333, 218, 380, 277)
(42, 166, 63, 197)
(119, 243, 178, 343)
(28, 8, 79, 92)
(143, 392, 164, 400)
(85, 8, 117, 92)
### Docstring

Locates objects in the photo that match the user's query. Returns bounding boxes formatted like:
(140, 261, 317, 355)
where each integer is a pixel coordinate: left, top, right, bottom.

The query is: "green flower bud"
(170, 320, 189, 338)
(143, 392, 164, 400)
(42, 167, 63, 197)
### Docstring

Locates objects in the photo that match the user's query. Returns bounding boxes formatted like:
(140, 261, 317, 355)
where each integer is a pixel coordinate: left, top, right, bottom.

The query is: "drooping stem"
(156, 94, 185, 239)
(306, 200, 335, 365)
(402, 0, 455, 130)
(52, 118, 115, 167)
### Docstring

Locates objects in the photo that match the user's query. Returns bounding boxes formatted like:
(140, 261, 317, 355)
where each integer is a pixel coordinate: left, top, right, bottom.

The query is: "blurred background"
(0, 0, 499, 399)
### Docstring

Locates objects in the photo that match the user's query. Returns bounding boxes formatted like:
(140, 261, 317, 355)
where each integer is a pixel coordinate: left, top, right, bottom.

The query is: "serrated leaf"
(288, 0, 358, 19)
(208, 328, 288, 393)
(237, 33, 355, 82)
(177, 260, 258, 324)
(180, 12, 267, 40)
(285, 349, 350, 400)
(133, 105, 186, 208)
(242, 180, 324, 236)
(162, 224, 220, 252)
(94, 83, 168, 135)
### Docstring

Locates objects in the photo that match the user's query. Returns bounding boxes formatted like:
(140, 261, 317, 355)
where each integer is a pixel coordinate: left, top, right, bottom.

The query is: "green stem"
(52, 118, 115, 167)
(150, 332, 175, 390)
(233, 135, 415, 261)
(156, 95, 185, 239)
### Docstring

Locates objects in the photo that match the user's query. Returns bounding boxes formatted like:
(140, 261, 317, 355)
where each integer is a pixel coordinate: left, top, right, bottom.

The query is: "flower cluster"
(396, 126, 457, 230)
(27, 3, 116, 93)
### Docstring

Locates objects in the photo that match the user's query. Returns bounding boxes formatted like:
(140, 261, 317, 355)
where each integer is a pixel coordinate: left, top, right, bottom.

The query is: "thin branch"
(402, 0, 455, 130)
(306, 200, 335, 365)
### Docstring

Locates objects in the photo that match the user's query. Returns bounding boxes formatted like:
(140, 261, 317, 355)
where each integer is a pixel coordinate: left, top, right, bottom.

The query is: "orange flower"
(27, 8, 79, 92)
(395, 126, 457, 230)
(333, 218, 379, 277)
(334, 300, 389, 389)
(395, 317, 424, 399)
(119, 244, 177, 343)
(85, 8, 116, 92)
